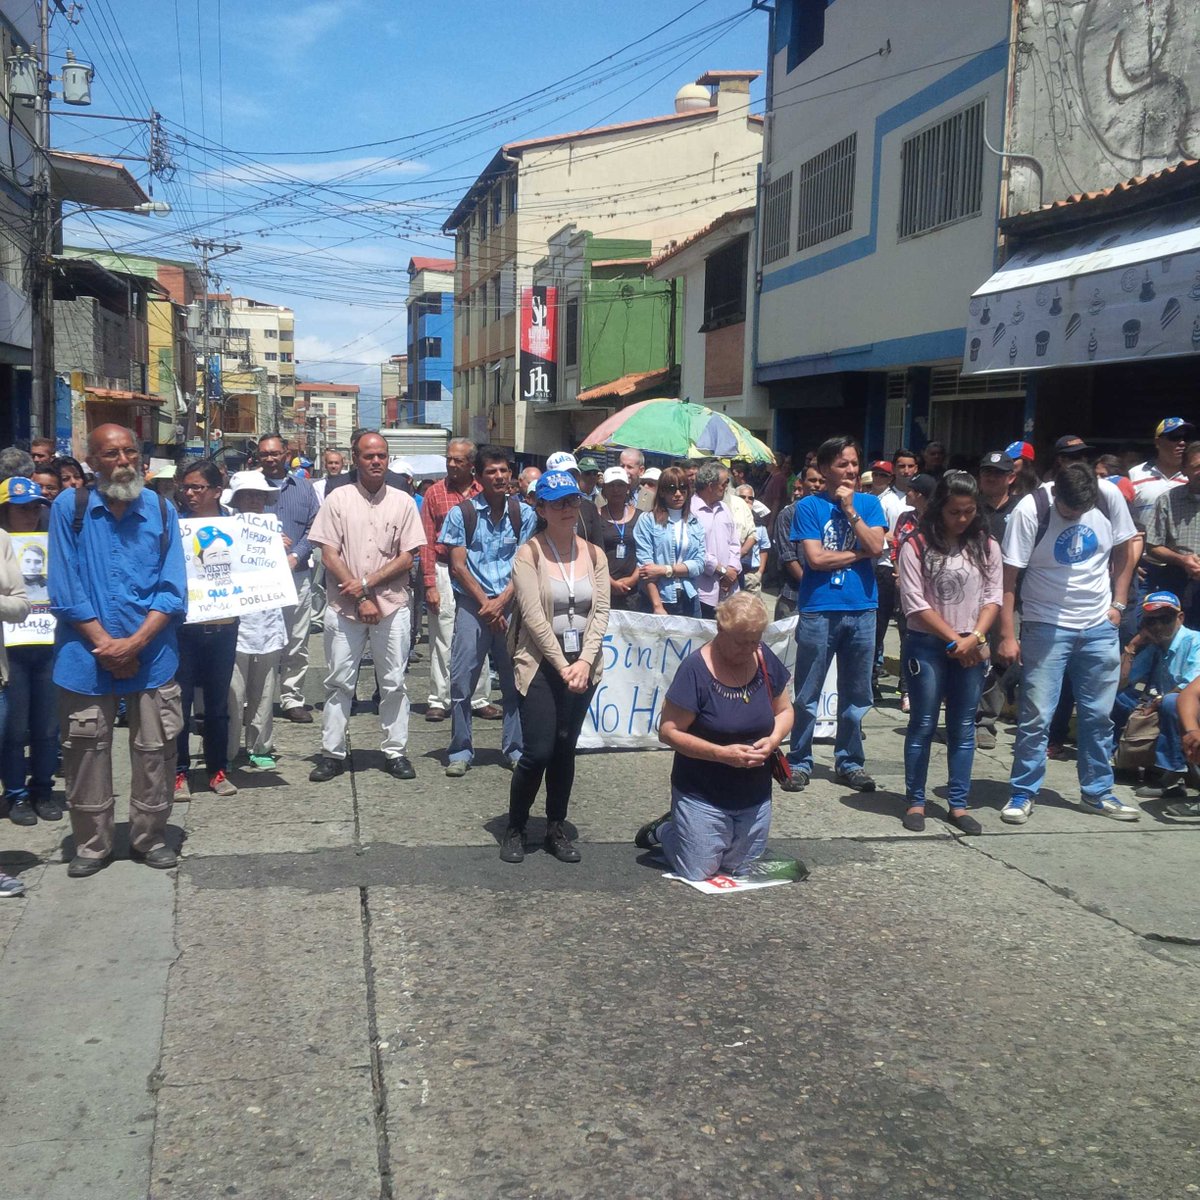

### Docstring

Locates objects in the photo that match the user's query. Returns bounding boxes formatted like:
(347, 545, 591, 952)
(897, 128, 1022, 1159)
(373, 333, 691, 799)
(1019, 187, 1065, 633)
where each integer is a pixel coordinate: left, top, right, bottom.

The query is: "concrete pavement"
(0, 628, 1197, 1198)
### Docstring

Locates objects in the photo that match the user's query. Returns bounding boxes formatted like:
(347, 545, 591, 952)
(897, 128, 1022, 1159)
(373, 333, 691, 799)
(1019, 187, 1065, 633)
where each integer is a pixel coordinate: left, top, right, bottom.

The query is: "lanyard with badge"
(613, 508, 629, 561)
(547, 537, 582, 654)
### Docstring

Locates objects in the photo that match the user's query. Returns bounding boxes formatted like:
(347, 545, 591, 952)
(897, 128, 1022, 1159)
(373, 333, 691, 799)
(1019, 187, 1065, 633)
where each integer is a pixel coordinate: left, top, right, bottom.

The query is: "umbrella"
(577, 398, 774, 463)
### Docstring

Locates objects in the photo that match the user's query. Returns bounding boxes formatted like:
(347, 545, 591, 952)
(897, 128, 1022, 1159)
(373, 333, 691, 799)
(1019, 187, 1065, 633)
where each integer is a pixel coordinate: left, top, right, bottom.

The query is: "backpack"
(73, 483, 171, 558)
(458, 495, 523, 544)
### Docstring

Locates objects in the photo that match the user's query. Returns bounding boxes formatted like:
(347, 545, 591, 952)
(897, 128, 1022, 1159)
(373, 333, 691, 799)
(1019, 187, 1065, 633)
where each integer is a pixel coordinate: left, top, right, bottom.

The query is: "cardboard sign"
(3, 533, 54, 647)
(179, 514, 297, 624)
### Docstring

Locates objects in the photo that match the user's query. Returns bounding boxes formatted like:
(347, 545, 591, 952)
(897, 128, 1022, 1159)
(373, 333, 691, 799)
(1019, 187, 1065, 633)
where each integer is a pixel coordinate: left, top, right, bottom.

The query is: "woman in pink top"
(896, 472, 1001, 834)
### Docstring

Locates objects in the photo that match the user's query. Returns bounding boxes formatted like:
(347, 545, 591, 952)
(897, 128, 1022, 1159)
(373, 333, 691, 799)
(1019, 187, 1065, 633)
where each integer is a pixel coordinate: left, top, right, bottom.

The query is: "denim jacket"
(634, 512, 705, 605)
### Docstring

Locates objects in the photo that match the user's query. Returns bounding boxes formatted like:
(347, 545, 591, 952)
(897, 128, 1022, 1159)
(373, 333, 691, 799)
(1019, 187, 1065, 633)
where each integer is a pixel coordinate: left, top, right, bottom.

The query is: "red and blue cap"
(1142, 591, 1182, 613)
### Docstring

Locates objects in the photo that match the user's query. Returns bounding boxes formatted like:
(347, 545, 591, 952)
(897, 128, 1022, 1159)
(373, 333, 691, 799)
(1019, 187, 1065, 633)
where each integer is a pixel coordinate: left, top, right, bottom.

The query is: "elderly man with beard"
(48, 424, 187, 877)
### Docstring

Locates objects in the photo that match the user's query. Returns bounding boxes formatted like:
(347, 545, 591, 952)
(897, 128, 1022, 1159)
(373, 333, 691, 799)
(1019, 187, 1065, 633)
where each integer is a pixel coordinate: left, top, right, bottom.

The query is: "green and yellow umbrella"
(577, 398, 773, 463)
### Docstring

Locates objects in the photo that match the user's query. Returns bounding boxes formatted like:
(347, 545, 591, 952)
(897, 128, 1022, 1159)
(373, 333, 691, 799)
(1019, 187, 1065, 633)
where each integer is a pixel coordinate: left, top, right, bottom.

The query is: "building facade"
(294, 381, 359, 458)
(406, 257, 454, 431)
(380, 354, 408, 427)
(206, 294, 296, 440)
(443, 70, 764, 455)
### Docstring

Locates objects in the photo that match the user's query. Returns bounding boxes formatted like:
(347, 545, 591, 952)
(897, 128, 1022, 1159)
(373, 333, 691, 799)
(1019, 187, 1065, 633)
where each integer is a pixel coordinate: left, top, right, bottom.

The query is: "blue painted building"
(406, 257, 455, 431)
(755, 0, 1017, 462)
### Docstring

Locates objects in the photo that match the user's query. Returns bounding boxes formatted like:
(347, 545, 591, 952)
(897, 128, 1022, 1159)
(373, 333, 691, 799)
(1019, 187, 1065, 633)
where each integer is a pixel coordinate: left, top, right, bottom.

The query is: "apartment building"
(443, 70, 763, 455)
(206, 294, 296, 436)
(406, 257, 454, 431)
(295, 381, 359, 457)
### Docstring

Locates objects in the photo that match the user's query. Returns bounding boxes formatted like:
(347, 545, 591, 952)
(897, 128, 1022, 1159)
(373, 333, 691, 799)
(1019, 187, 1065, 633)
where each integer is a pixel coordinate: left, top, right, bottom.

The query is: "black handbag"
(756, 647, 792, 784)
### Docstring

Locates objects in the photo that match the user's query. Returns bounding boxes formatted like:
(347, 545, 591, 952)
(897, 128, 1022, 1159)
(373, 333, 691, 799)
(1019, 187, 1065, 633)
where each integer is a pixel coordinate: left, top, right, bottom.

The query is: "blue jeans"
(448, 595, 522, 765)
(1, 645, 57, 799)
(903, 632, 986, 808)
(176, 622, 239, 775)
(1153, 692, 1186, 772)
(1011, 619, 1120, 801)
(788, 608, 876, 775)
(660, 788, 771, 880)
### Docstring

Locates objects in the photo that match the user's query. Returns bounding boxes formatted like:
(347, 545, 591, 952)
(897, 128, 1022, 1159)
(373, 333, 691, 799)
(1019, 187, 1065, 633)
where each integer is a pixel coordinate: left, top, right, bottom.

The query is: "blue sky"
(55, 0, 768, 400)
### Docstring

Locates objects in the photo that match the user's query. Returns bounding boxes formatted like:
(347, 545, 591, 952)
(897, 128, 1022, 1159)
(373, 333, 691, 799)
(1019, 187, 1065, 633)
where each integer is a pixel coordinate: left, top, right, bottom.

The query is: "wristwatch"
(1111, 601, 1127, 612)
(971, 630, 987, 646)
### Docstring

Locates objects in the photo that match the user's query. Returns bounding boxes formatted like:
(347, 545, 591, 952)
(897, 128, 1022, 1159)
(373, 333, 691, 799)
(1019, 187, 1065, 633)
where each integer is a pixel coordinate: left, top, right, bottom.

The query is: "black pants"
(176, 621, 239, 774)
(508, 662, 596, 829)
(874, 565, 896, 669)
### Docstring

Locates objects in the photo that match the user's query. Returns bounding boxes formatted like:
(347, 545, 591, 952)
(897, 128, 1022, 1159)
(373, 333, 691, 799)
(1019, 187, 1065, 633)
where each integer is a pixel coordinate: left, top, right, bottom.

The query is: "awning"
(963, 207, 1200, 375)
(84, 387, 163, 405)
(577, 368, 673, 403)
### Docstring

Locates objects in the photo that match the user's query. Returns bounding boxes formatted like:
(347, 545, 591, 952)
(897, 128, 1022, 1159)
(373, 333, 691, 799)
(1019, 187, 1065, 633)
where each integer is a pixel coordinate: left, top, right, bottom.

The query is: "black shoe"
(32, 795, 63, 822)
(837, 767, 876, 792)
(902, 808, 926, 832)
(499, 826, 525, 863)
(635, 812, 671, 850)
(309, 755, 345, 783)
(130, 844, 178, 869)
(8, 798, 37, 826)
(948, 809, 982, 836)
(778, 770, 810, 793)
(67, 853, 112, 878)
(384, 755, 416, 780)
(544, 821, 581, 863)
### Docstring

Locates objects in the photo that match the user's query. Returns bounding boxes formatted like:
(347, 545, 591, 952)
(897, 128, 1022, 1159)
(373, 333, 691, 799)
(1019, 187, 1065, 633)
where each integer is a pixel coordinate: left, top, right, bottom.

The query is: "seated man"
(1119, 591, 1200, 803)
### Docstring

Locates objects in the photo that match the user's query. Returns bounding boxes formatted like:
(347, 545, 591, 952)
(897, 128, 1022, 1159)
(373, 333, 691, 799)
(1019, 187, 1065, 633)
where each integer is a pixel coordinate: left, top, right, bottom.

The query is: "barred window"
(762, 171, 793, 265)
(898, 100, 985, 240)
(797, 133, 856, 251)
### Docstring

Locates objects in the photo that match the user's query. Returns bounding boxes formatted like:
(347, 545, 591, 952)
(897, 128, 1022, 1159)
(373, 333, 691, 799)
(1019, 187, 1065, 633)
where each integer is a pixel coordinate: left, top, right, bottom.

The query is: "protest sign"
(664, 873, 793, 895)
(179, 514, 297, 624)
(3, 533, 54, 647)
(578, 610, 837, 750)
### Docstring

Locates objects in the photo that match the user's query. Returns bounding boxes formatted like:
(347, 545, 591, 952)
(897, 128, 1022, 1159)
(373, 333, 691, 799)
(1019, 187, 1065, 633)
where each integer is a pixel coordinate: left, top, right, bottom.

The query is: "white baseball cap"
(545, 451, 579, 474)
(228, 469, 275, 494)
(602, 466, 629, 486)
(642, 467, 661, 482)
(389, 457, 415, 477)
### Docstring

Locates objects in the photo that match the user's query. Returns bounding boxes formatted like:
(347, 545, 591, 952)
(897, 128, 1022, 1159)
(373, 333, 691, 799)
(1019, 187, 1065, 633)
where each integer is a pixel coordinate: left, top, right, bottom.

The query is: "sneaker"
(174, 772, 191, 800)
(635, 812, 670, 850)
(499, 826, 525, 863)
(209, 770, 238, 797)
(544, 821, 581, 863)
(0, 871, 26, 897)
(836, 766, 876, 793)
(308, 756, 345, 783)
(1001, 796, 1034, 824)
(1134, 773, 1187, 800)
(7, 797, 36, 826)
(778, 769, 810, 793)
(249, 754, 278, 771)
(444, 760, 469, 778)
(32, 794, 63, 821)
(1078, 794, 1140, 821)
(974, 727, 997, 750)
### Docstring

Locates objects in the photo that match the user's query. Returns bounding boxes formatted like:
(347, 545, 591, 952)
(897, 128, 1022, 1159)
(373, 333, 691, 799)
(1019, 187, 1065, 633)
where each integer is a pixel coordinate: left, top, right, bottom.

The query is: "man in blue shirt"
(1119, 591, 1200, 802)
(438, 445, 536, 777)
(257, 433, 320, 722)
(783, 436, 888, 792)
(48, 424, 187, 877)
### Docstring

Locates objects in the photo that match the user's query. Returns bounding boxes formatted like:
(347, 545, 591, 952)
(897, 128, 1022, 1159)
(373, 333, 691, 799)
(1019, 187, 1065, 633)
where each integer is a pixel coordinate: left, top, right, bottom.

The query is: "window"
(777, 0, 827, 73)
(264, 351, 278, 361)
(563, 297, 579, 368)
(420, 336, 442, 359)
(480, 203, 489, 242)
(491, 186, 502, 228)
(898, 100, 986, 240)
(499, 264, 515, 315)
(478, 281, 489, 330)
(701, 235, 748, 331)
(418, 379, 441, 407)
(491, 274, 501, 323)
(264, 329, 278, 338)
(418, 291, 442, 315)
(762, 171, 793, 265)
(797, 133, 856, 251)
(279, 352, 293, 363)
(279, 329, 293, 342)
(506, 175, 517, 215)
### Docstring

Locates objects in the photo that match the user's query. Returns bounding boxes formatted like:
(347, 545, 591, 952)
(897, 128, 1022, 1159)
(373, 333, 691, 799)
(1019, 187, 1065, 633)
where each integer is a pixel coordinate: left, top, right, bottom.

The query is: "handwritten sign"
(179, 514, 297, 624)
(577, 611, 837, 750)
(3, 533, 54, 647)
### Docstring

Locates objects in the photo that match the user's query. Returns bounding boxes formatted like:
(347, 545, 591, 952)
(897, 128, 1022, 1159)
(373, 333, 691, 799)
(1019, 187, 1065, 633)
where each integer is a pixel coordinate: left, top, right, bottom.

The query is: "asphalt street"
(1, 623, 1198, 1200)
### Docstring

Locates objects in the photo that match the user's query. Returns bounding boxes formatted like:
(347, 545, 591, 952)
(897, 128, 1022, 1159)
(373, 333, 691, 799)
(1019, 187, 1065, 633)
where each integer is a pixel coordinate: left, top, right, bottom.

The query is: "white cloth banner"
(180, 515, 298, 624)
(578, 610, 838, 750)
(2, 533, 54, 646)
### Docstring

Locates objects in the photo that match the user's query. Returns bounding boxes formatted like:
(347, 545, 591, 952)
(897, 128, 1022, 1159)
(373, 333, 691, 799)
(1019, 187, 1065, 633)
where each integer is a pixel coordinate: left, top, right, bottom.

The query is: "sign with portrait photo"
(179, 514, 297, 624)
(2, 533, 54, 647)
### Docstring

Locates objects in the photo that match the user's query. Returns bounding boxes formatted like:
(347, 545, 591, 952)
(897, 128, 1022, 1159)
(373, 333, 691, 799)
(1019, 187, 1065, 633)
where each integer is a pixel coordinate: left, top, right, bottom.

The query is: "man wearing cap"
(1118, 591, 1200, 804)
(996, 461, 1139, 825)
(638, 467, 660, 513)
(576, 455, 602, 502)
(1146, 439, 1200, 627)
(307, 432, 426, 783)
(256, 433, 321, 724)
(1129, 417, 1193, 529)
(439, 445, 537, 777)
(545, 452, 604, 546)
(48, 424, 187, 876)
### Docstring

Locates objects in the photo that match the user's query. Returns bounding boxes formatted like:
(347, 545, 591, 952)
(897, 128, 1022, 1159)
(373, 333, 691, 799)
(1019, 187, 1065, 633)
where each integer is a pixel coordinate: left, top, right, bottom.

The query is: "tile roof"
(648, 205, 756, 271)
(578, 367, 673, 403)
(296, 382, 360, 394)
(409, 256, 456, 273)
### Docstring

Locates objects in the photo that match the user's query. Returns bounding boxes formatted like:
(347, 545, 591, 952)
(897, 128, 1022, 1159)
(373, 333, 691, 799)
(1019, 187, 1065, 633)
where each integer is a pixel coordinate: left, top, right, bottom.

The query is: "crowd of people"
(1, 413, 1199, 893)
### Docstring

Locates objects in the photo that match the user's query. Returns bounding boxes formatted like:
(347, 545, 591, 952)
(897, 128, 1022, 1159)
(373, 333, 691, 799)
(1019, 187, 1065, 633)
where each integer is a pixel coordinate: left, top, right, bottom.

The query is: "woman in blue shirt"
(634, 465, 706, 617)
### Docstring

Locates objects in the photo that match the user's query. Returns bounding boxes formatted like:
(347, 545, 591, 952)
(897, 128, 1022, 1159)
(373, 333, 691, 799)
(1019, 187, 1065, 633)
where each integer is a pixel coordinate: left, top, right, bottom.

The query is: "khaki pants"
(228, 649, 280, 759)
(60, 684, 183, 860)
(279, 570, 312, 711)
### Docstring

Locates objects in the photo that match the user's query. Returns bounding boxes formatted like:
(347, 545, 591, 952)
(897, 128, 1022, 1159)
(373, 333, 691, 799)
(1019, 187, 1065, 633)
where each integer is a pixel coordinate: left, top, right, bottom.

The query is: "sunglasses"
(1142, 610, 1178, 624)
(663, 484, 687, 494)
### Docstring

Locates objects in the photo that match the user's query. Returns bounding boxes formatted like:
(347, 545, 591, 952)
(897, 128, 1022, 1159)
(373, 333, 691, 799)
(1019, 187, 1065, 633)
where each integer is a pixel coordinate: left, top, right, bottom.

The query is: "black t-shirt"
(599, 507, 642, 608)
(982, 494, 1018, 542)
(667, 645, 789, 809)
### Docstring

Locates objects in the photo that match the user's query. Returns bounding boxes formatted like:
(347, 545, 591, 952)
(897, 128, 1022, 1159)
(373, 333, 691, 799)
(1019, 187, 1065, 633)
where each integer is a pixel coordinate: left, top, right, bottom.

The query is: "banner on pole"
(179, 514, 297, 624)
(578, 610, 837, 750)
(2, 533, 54, 647)
(519, 285, 557, 404)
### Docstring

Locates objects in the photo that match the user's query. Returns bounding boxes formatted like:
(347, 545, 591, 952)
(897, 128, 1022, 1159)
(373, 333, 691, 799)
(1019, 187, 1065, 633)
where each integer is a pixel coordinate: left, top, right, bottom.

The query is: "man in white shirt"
(997, 462, 1139, 825)
(868, 460, 905, 680)
(312, 448, 346, 504)
(1128, 416, 1193, 528)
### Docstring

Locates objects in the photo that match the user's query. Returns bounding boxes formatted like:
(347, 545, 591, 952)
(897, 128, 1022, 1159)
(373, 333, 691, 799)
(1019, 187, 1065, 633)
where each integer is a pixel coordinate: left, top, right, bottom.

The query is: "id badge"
(562, 628, 582, 653)
(615, 542, 627, 561)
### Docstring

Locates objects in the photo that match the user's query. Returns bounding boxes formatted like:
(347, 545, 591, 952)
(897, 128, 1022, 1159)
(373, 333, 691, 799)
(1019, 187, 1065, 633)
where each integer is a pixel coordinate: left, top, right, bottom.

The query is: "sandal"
(948, 809, 982, 836)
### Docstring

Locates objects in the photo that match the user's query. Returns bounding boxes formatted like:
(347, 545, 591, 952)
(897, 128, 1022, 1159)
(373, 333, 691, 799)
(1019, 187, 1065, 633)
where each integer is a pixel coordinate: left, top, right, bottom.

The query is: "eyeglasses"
(179, 484, 214, 493)
(546, 495, 581, 510)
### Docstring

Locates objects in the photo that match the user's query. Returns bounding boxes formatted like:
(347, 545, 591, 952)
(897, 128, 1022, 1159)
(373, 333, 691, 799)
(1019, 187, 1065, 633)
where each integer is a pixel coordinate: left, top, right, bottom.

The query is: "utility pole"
(29, 0, 55, 441)
(190, 238, 240, 454)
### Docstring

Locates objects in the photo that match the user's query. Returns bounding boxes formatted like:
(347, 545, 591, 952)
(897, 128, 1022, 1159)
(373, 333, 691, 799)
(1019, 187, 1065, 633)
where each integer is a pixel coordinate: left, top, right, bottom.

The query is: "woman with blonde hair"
(636, 593, 793, 879)
(633, 464, 706, 617)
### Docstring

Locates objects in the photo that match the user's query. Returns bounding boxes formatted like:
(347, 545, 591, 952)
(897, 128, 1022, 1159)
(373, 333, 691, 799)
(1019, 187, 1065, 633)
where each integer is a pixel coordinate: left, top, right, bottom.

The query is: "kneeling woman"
(639, 593, 792, 879)
(503, 470, 611, 863)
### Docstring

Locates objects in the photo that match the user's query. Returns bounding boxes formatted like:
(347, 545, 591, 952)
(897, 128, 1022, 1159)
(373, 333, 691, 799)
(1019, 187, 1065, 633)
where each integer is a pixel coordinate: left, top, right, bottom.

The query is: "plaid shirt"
(420, 477, 481, 588)
(1146, 486, 1200, 558)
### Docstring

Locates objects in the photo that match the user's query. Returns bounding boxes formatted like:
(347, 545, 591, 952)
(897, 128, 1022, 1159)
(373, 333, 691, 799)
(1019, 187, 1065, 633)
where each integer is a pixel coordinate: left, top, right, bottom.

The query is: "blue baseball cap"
(0, 476, 48, 506)
(1142, 591, 1182, 613)
(1005, 440, 1035, 461)
(1156, 417, 1195, 439)
(535, 471, 582, 502)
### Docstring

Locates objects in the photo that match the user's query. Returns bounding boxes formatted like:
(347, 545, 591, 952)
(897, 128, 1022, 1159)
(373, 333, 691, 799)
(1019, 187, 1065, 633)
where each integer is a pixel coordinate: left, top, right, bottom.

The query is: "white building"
(295, 381, 358, 458)
(207, 294, 296, 435)
(443, 70, 764, 456)
(755, 0, 1013, 459)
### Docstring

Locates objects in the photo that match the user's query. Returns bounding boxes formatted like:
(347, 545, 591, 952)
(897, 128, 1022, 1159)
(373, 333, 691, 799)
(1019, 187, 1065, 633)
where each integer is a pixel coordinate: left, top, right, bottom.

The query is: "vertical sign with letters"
(519, 285, 557, 404)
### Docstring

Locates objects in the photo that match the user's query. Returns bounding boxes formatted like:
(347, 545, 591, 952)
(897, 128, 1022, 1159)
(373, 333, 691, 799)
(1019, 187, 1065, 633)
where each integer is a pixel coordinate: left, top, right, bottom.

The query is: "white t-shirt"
(874, 488, 906, 568)
(1128, 460, 1184, 529)
(1002, 480, 1137, 629)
